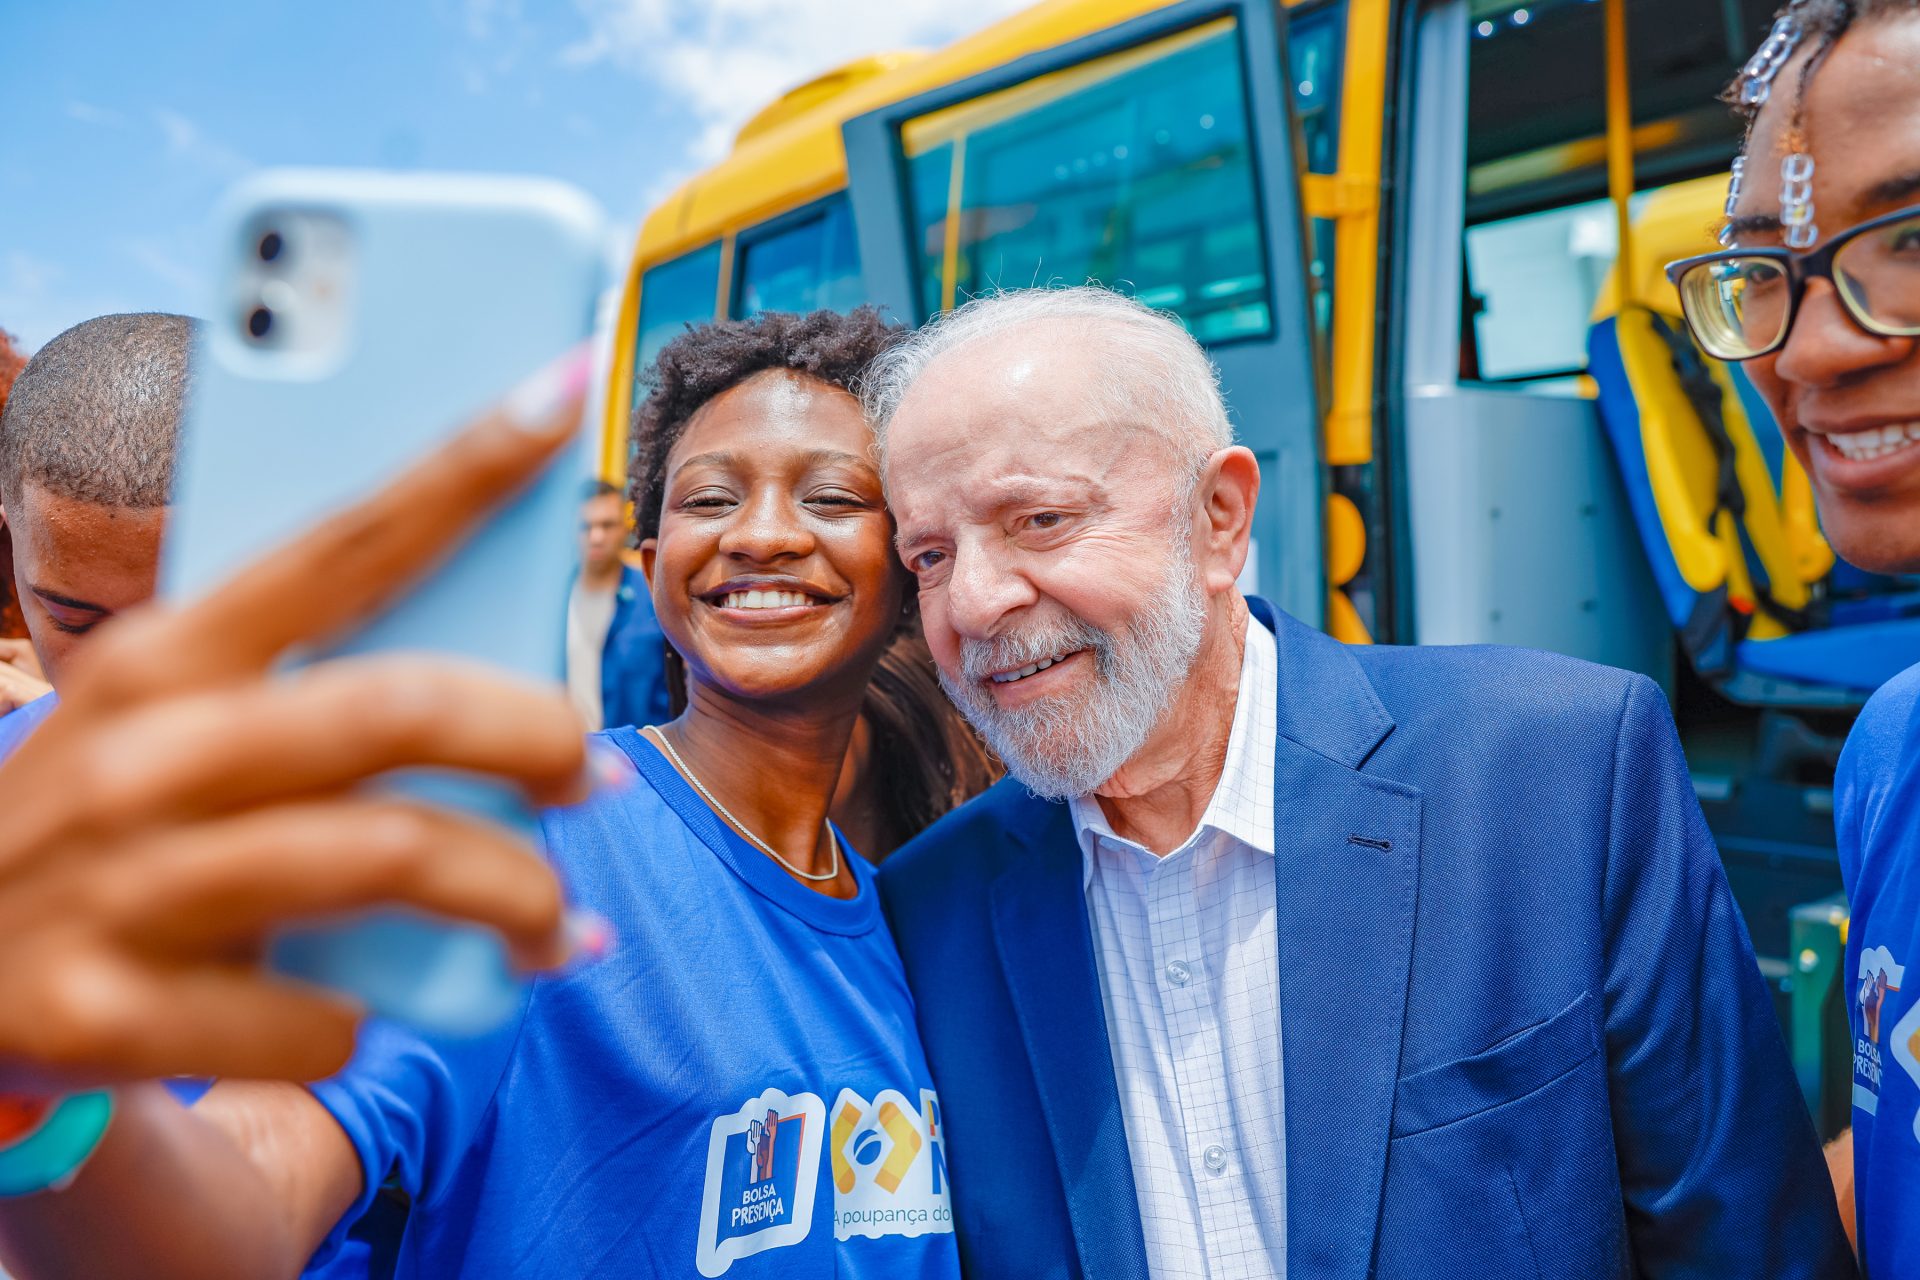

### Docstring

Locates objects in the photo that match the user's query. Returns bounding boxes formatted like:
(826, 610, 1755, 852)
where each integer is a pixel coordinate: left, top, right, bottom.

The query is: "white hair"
(860, 285, 1235, 483)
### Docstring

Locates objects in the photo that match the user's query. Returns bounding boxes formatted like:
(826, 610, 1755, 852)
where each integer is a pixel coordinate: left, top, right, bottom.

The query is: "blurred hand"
(0, 638, 45, 683)
(0, 353, 592, 1092)
(0, 649, 51, 715)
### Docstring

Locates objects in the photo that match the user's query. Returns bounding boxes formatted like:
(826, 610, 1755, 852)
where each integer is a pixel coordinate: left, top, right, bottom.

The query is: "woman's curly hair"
(629, 307, 903, 537)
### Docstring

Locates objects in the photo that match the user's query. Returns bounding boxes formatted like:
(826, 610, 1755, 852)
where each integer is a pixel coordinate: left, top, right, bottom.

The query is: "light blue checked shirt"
(1073, 616, 1283, 1280)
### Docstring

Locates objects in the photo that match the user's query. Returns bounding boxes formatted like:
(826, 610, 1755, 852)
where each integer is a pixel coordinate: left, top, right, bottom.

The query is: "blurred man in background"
(0, 314, 190, 752)
(567, 478, 669, 731)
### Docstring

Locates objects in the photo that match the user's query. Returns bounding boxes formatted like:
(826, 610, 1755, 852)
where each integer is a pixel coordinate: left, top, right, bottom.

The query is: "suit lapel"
(1264, 607, 1421, 1280)
(984, 605, 1419, 1280)
(1275, 739, 1420, 1279)
(991, 798, 1150, 1280)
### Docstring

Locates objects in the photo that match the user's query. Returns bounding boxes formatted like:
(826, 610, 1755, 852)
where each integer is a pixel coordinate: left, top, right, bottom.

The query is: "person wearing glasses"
(1669, 2, 1920, 1273)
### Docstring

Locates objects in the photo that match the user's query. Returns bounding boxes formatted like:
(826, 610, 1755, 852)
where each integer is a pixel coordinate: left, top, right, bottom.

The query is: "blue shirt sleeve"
(0, 691, 59, 763)
(304, 995, 531, 1267)
(1835, 664, 1920, 900)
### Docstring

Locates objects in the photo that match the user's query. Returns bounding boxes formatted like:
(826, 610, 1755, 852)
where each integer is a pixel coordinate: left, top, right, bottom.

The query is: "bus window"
(734, 195, 864, 318)
(906, 142, 955, 320)
(633, 242, 723, 398)
(1290, 3, 1344, 178)
(901, 18, 1270, 344)
(1460, 0, 1776, 384)
(1451, 0, 1781, 385)
(1467, 0, 1774, 218)
(1464, 195, 1630, 382)
(1287, 2, 1346, 363)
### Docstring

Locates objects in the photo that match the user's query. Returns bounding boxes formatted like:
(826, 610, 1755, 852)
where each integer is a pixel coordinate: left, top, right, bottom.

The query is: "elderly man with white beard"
(869, 287, 1851, 1280)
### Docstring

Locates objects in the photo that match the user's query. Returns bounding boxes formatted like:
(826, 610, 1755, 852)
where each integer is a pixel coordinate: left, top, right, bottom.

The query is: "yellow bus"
(600, 0, 1917, 1132)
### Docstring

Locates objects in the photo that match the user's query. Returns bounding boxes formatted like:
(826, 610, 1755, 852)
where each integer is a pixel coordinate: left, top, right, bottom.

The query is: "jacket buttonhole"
(1347, 834, 1393, 852)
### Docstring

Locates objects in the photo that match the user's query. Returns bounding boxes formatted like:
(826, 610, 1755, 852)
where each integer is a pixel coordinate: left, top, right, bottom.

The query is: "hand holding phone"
(163, 170, 610, 1035)
(0, 370, 591, 1092)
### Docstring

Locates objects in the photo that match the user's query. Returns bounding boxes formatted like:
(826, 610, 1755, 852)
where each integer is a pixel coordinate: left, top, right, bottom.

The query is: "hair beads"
(1740, 15, 1805, 104)
(1781, 152, 1819, 248)
(1720, 157, 1747, 246)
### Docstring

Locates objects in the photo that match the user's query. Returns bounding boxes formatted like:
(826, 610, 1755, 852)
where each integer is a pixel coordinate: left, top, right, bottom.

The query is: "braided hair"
(1725, 1, 1920, 147)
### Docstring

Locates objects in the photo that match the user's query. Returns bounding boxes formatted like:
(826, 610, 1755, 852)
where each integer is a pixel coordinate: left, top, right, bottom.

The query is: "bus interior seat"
(1587, 174, 1920, 703)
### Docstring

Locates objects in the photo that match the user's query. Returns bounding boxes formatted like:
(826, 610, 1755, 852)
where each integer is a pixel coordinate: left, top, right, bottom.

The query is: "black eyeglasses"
(1665, 201, 1920, 360)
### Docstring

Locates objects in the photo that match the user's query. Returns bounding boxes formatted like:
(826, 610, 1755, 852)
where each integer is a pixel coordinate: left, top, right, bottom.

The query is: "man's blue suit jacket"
(598, 563, 672, 731)
(877, 602, 1854, 1279)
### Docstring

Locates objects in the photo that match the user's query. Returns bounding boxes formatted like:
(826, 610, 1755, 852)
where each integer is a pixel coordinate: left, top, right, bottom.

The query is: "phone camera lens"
(246, 306, 275, 340)
(257, 231, 284, 264)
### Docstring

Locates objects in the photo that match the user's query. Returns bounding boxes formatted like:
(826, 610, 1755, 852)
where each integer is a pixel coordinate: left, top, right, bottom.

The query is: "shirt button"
(1165, 959, 1192, 987)
(1203, 1144, 1228, 1174)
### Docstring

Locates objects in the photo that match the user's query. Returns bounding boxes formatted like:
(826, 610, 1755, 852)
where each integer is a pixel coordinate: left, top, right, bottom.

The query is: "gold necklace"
(642, 725, 842, 884)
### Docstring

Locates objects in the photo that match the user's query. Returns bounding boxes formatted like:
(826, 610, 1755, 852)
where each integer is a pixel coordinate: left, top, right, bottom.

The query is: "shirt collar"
(1072, 612, 1278, 878)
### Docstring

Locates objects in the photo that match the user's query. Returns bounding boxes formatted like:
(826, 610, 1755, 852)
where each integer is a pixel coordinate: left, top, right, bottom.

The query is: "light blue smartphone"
(162, 169, 608, 1036)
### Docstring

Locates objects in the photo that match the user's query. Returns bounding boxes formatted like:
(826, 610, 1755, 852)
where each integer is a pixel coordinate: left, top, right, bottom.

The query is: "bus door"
(1390, 0, 1668, 677)
(841, 0, 1329, 630)
(1392, 0, 1853, 1132)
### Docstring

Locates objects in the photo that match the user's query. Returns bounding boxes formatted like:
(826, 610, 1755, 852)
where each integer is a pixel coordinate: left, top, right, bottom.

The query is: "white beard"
(939, 535, 1208, 801)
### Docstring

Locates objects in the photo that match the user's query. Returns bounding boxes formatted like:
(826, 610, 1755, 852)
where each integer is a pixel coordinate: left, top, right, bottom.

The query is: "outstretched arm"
(0, 1083, 356, 1280)
(0, 354, 592, 1274)
(1826, 1128, 1856, 1255)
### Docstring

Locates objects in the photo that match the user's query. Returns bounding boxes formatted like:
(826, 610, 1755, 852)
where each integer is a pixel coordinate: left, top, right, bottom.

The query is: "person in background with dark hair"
(1672, 2, 1920, 1270)
(567, 478, 669, 731)
(0, 308, 990, 1279)
(0, 314, 191, 745)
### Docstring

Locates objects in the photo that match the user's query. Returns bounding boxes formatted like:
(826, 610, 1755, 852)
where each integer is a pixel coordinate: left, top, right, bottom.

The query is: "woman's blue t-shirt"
(1838, 661, 1920, 1278)
(310, 727, 960, 1279)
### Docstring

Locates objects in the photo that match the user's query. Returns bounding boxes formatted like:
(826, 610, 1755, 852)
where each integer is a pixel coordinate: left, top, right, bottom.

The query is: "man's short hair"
(0, 312, 196, 509)
(583, 478, 623, 502)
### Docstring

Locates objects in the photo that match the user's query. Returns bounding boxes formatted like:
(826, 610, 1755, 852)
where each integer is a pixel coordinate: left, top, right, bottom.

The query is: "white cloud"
(1, 252, 60, 301)
(462, 0, 524, 41)
(559, 0, 1032, 167)
(65, 101, 126, 128)
(152, 108, 251, 176)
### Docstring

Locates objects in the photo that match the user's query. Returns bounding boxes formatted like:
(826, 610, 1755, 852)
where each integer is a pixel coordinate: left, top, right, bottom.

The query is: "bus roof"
(632, 0, 1180, 267)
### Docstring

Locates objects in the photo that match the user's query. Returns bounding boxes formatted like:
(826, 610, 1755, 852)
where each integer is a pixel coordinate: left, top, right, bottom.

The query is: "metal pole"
(1605, 0, 1636, 298)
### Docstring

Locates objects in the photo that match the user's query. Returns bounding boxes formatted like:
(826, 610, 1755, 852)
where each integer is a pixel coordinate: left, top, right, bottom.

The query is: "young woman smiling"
(0, 309, 983, 1280)
(1669, 4, 1920, 1271)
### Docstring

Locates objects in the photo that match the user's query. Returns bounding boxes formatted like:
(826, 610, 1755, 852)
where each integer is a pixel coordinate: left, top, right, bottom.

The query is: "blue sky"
(0, 0, 1027, 352)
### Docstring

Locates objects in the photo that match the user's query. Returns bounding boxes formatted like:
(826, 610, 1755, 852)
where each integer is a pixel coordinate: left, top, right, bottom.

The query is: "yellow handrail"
(1321, 0, 1390, 470)
(1604, 0, 1635, 300)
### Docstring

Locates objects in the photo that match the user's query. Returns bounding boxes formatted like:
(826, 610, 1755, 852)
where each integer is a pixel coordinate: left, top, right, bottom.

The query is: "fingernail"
(503, 342, 593, 431)
(564, 910, 616, 965)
